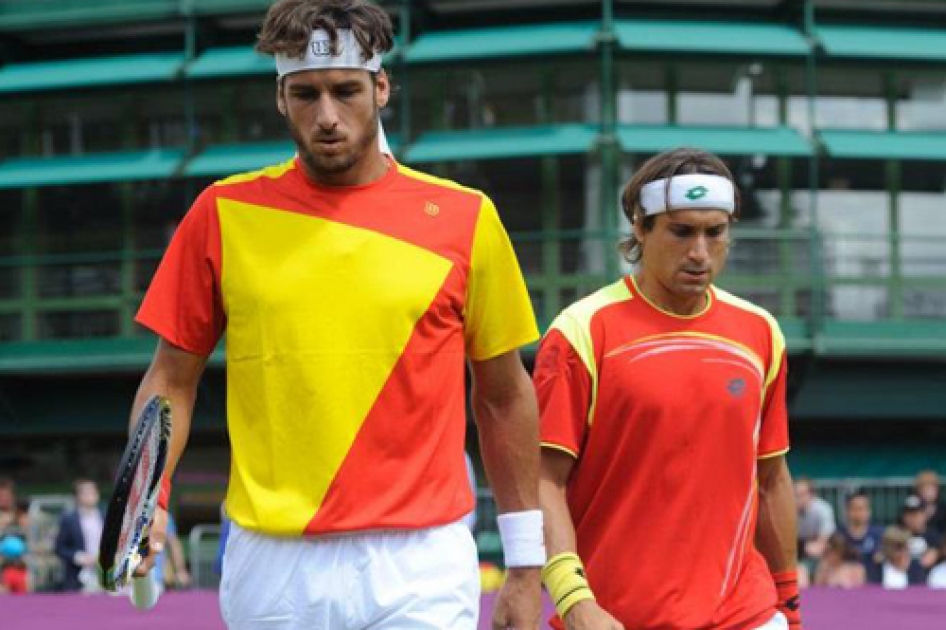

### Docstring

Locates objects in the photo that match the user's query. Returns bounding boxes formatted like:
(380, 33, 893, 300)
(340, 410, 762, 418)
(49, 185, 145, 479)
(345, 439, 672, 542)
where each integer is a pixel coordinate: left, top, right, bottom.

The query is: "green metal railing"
(2, 230, 945, 350)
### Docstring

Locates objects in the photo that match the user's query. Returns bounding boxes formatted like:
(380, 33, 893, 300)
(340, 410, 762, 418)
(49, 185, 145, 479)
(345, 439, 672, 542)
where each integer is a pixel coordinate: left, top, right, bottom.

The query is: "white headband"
(275, 29, 382, 78)
(639, 174, 736, 216)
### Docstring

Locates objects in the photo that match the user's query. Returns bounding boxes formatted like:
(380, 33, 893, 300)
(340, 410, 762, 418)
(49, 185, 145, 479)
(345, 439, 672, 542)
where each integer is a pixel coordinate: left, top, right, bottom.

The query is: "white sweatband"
(639, 173, 735, 216)
(497, 510, 547, 568)
(275, 28, 382, 78)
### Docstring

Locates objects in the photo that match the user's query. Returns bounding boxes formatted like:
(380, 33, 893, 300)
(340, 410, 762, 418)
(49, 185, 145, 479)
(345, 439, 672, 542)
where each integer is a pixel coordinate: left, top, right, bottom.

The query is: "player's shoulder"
(552, 279, 634, 333)
(395, 163, 487, 203)
(713, 286, 783, 337)
(212, 158, 297, 189)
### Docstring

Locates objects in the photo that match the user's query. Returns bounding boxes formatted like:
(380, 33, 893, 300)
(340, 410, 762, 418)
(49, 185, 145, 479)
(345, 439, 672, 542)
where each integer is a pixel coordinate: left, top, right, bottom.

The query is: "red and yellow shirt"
(536, 276, 789, 630)
(137, 158, 538, 536)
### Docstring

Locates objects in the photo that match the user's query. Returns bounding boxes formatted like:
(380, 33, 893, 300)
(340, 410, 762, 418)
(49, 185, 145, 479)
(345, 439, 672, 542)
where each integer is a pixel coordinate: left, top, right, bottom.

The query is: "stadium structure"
(0, 0, 945, 582)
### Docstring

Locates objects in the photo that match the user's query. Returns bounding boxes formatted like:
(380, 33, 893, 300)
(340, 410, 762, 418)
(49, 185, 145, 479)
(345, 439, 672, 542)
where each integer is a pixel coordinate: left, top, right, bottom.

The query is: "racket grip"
(131, 574, 160, 610)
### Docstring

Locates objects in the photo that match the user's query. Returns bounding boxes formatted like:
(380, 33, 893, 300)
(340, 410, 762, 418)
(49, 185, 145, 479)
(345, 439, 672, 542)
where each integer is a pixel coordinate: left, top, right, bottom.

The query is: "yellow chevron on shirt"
(218, 197, 453, 534)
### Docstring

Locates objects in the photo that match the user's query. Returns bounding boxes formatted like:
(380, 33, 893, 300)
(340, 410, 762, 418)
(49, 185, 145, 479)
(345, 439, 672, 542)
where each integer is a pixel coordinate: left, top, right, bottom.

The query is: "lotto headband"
(639, 173, 736, 216)
(275, 28, 382, 77)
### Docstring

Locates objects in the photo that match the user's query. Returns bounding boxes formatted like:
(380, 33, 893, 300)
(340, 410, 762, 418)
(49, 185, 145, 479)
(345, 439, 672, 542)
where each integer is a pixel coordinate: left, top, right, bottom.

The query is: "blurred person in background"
(914, 470, 946, 533)
(0, 477, 17, 534)
(153, 512, 191, 591)
(866, 526, 925, 588)
(812, 533, 866, 589)
(926, 536, 946, 588)
(839, 490, 884, 567)
(0, 534, 28, 594)
(54, 479, 103, 592)
(899, 493, 941, 572)
(795, 477, 836, 574)
(536, 148, 801, 630)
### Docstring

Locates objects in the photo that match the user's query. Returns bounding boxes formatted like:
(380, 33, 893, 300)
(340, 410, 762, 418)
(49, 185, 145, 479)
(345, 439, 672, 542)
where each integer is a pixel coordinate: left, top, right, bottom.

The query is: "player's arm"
(756, 454, 801, 629)
(470, 349, 542, 630)
(540, 448, 624, 630)
(130, 338, 208, 576)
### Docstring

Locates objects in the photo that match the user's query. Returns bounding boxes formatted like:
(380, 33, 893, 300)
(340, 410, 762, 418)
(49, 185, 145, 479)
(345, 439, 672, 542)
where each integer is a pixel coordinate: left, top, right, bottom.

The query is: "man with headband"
(129, 1, 544, 628)
(534, 148, 801, 630)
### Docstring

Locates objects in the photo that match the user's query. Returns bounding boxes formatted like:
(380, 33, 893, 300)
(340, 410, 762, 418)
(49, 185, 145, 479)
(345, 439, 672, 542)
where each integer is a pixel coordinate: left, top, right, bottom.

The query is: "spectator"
(927, 536, 946, 589)
(900, 493, 942, 571)
(54, 479, 104, 592)
(867, 526, 926, 588)
(813, 533, 866, 589)
(914, 470, 946, 533)
(0, 534, 28, 594)
(0, 478, 16, 534)
(795, 477, 836, 572)
(839, 490, 885, 565)
(153, 513, 191, 591)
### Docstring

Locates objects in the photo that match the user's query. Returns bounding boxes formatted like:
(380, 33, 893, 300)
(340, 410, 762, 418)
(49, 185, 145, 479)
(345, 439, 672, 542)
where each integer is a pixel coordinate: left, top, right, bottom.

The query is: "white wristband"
(497, 509, 547, 568)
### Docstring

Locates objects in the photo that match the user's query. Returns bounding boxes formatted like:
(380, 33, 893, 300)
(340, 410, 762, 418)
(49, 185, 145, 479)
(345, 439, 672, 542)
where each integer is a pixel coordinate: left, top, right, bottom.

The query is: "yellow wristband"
(541, 552, 595, 620)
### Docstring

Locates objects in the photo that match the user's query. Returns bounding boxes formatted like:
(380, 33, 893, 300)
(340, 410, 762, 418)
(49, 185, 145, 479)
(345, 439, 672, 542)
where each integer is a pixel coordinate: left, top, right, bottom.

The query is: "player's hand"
(492, 566, 542, 630)
(132, 506, 168, 577)
(563, 600, 625, 630)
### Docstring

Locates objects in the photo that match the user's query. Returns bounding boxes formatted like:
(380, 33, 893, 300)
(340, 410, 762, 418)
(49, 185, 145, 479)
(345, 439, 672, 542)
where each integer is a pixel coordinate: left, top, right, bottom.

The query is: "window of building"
(894, 72, 946, 132)
(676, 61, 785, 128)
(36, 184, 123, 299)
(410, 60, 598, 134)
(794, 159, 890, 320)
(618, 62, 668, 125)
(814, 68, 887, 130)
(0, 191, 22, 302)
(35, 93, 127, 155)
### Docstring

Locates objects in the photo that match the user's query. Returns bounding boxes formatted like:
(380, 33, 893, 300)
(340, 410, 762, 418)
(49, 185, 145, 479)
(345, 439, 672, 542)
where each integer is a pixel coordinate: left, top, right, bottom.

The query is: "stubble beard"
(289, 109, 380, 178)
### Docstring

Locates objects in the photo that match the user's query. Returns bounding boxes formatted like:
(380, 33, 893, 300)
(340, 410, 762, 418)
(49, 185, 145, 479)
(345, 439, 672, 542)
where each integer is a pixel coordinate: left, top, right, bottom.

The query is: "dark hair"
(619, 147, 740, 264)
(256, 0, 394, 62)
(846, 490, 870, 506)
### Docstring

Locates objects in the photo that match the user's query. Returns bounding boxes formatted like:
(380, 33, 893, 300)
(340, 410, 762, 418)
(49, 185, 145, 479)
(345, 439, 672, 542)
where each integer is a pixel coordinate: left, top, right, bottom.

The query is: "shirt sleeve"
(758, 324, 790, 459)
(534, 326, 593, 458)
(135, 186, 225, 355)
(464, 194, 539, 361)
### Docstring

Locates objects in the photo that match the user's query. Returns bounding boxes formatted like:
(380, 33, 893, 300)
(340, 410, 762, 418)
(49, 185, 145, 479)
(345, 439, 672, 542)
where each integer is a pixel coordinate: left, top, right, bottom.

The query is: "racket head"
(98, 395, 171, 592)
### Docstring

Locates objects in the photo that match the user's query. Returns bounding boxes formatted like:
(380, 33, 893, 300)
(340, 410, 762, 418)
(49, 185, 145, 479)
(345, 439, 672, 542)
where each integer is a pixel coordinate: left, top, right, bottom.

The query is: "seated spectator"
(839, 490, 885, 566)
(54, 479, 104, 592)
(900, 493, 942, 571)
(813, 533, 866, 589)
(866, 526, 926, 588)
(795, 477, 836, 574)
(914, 470, 946, 534)
(928, 536, 946, 589)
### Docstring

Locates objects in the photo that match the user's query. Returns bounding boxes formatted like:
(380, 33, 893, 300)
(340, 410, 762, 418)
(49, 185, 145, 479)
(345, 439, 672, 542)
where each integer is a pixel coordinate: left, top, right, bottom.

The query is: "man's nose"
(315, 95, 340, 130)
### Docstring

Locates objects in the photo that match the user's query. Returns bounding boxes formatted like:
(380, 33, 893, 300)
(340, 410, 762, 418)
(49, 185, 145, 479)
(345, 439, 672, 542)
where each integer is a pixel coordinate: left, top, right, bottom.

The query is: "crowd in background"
(0, 476, 190, 595)
(796, 470, 946, 589)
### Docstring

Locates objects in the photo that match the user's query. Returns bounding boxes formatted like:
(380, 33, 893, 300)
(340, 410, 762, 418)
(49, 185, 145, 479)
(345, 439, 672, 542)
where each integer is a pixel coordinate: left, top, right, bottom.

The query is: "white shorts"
(219, 520, 480, 630)
(754, 611, 788, 630)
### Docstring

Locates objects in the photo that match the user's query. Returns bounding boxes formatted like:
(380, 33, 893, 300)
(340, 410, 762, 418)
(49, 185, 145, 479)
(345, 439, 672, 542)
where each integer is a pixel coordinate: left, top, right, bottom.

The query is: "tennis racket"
(99, 394, 172, 610)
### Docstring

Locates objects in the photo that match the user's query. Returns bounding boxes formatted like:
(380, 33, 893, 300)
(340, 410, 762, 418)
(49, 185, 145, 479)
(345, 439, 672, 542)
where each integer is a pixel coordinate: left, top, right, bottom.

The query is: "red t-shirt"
(536, 276, 789, 630)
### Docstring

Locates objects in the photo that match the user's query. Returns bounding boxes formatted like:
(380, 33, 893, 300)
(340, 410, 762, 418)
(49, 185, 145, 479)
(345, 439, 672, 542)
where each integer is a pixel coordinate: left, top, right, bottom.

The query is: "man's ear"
(276, 79, 287, 116)
(375, 69, 390, 108)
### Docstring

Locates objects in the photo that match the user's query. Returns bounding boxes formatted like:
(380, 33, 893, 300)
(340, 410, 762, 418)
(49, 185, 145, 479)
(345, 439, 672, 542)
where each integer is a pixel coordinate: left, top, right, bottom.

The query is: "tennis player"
(535, 148, 801, 630)
(129, 1, 545, 628)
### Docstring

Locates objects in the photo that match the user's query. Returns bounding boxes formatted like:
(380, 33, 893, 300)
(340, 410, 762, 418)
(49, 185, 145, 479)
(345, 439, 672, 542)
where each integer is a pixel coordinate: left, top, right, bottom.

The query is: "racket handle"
(131, 573, 160, 610)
